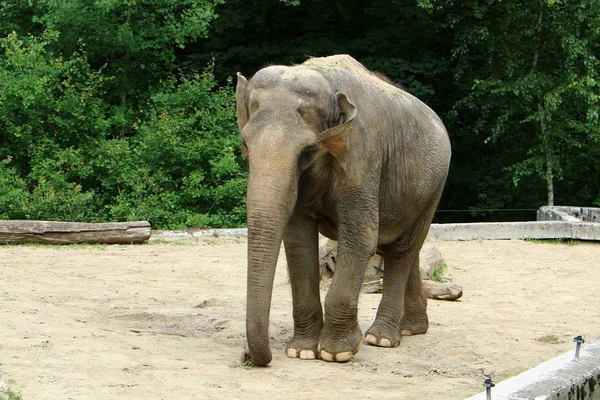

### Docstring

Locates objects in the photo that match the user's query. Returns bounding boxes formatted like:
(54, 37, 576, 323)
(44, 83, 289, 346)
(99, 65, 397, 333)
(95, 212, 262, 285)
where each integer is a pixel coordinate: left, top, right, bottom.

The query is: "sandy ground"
(1, 237, 599, 400)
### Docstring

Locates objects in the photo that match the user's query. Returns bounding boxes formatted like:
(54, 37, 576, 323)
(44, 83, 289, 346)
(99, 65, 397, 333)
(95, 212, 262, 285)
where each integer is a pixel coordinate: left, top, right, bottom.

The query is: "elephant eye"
(299, 144, 318, 170)
(300, 144, 316, 158)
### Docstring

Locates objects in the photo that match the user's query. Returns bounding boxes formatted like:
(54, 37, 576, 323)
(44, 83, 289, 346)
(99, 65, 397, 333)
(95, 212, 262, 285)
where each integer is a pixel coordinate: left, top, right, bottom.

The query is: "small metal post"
(573, 335, 585, 361)
(483, 378, 495, 400)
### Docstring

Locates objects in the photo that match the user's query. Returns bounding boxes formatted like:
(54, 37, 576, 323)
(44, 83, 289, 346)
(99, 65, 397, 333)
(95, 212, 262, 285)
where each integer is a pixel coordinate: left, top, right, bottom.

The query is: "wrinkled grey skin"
(236, 55, 451, 366)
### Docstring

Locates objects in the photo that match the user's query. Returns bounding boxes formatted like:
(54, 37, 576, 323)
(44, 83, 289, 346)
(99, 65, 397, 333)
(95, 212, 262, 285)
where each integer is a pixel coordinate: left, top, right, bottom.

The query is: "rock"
(362, 280, 384, 293)
(421, 280, 463, 300)
(319, 239, 384, 280)
(364, 253, 384, 280)
(419, 244, 443, 280)
(0, 379, 8, 400)
(318, 237, 463, 301)
(319, 238, 444, 281)
(318, 237, 337, 279)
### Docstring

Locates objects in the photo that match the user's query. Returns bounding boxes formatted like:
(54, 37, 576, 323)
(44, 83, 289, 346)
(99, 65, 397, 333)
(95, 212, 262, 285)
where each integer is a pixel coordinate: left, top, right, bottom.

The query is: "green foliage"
(2, 0, 222, 99)
(521, 238, 591, 246)
(447, 0, 600, 209)
(0, 27, 245, 228)
(97, 70, 246, 228)
(192, 0, 453, 105)
(1, 0, 599, 227)
(431, 261, 450, 283)
(1, 378, 22, 400)
(8, 388, 22, 400)
(0, 31, 108, 221)
(0, 158, 28, 219)
(26, 143, 97, 220)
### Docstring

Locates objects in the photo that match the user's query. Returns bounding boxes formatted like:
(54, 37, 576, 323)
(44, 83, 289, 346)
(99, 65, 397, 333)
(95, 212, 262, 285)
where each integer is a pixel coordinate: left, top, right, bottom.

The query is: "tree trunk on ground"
(362, 279, 463, 301)
(0, 220, 151, 244)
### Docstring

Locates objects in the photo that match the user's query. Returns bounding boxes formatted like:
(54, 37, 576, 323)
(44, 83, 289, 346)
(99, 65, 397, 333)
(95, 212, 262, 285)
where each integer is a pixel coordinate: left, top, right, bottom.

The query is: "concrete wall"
(538, 206, 600, 223)
(427, 221, 600, 241)
(466, 336, 600, 400)
(151, 221, 600, 242)
(151, 207, 600, 243)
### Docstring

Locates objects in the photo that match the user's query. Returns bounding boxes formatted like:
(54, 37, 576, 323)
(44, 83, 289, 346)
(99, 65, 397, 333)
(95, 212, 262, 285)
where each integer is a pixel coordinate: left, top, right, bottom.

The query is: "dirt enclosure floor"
(1, 237, 600, 399)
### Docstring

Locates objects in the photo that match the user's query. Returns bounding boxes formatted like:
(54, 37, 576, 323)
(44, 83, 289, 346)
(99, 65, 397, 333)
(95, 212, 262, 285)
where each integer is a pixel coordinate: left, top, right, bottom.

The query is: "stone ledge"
(465, 336, 600, 400)
(538, 206, 600, 223)
(427, 221, 600, 241)
(149, 221, 600, 243)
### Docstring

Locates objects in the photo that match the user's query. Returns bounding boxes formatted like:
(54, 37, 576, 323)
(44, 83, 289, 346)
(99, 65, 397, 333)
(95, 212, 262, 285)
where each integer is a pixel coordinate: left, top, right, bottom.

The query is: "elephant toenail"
(320, 350, 334, 362)
(299, 350, 315, 360)
(364, 334, 377, 345)
(335, 351, 354, 362)
(286, 348, 298, 358)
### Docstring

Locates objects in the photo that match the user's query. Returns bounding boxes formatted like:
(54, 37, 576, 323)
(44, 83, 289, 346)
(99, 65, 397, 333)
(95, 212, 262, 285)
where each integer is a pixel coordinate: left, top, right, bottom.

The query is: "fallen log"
(421, 280, 463, 301)
(0, 220, 151, 245)
(362, 278, 463, 301)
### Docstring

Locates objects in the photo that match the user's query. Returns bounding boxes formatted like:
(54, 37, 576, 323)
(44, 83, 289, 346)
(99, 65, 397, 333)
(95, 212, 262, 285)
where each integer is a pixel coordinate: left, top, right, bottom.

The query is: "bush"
(0, 31, 247, 228)
(0, 158, 28, 219)
(91, 70, 247, 229)
(0, 31, 109, 221)
(100, 70, 246, 228)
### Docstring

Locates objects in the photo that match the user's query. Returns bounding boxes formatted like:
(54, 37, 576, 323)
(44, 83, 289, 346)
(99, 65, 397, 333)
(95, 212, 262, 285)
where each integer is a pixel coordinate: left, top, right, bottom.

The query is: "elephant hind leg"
(364, 244, 414, 348)
(364, 225, 429, 347)
(400, 261, 428, 336)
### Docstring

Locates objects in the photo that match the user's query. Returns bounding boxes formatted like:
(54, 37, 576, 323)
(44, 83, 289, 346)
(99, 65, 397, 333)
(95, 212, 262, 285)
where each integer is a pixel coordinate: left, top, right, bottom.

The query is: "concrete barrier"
(151, 228, 248, 241)
(538, 206, 600, 223)
(151, 221, 600, 242)
(465, 336, 600, 400)
(427, 221, 600, 241)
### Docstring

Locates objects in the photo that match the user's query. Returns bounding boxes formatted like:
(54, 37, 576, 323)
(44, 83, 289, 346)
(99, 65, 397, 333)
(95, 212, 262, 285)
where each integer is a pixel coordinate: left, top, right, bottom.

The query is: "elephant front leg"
(319, 217, 378, 362)
(283, 214, 323, 360)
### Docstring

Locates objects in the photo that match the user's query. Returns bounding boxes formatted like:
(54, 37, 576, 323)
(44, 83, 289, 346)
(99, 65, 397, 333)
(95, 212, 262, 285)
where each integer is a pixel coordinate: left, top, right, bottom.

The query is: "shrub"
(96, 70, 247, 228)
(0, 31, 247, 228)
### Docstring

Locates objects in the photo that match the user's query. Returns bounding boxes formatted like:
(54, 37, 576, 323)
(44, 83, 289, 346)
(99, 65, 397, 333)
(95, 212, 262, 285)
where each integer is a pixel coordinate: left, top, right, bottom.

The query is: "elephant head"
(236, 67, 357, 365)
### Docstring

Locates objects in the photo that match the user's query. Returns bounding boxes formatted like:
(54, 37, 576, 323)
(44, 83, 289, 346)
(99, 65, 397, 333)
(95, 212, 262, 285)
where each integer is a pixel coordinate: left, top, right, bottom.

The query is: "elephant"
(236, 55, 451, 366)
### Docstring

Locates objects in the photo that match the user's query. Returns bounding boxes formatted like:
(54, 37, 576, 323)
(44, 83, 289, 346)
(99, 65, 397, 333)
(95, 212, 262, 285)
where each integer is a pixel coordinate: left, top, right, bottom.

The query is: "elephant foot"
(317, 323, 363, 363)
(286, 348, 317, 360)
(286, 337, 319, 360)
(364, 323, 401, 348)
(400, 313, 429, 336)
(319, 341, 361, 362)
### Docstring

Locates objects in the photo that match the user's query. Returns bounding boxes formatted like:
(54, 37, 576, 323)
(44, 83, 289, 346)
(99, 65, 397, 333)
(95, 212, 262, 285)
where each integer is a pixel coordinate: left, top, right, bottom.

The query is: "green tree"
(448, 0, 600, 208)
(0, 0, 249, 228)
(0, 31, 108, 220)
(0, 27, 245, 228)
(1, 0, 224, 136)
(189, 0, 453, 103)
(96, 70, 245, 228)
(3, 0, 599, 227)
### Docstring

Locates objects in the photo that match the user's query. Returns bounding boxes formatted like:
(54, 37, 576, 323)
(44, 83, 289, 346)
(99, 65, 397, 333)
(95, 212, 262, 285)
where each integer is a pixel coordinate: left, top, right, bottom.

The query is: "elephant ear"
(236, 73, 249, 157)
(319, 92, 357, 172)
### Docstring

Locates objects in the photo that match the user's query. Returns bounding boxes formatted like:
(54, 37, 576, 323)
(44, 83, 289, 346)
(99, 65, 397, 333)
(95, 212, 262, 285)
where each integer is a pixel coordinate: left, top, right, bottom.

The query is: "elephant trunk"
(245, 164, 298, 366)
